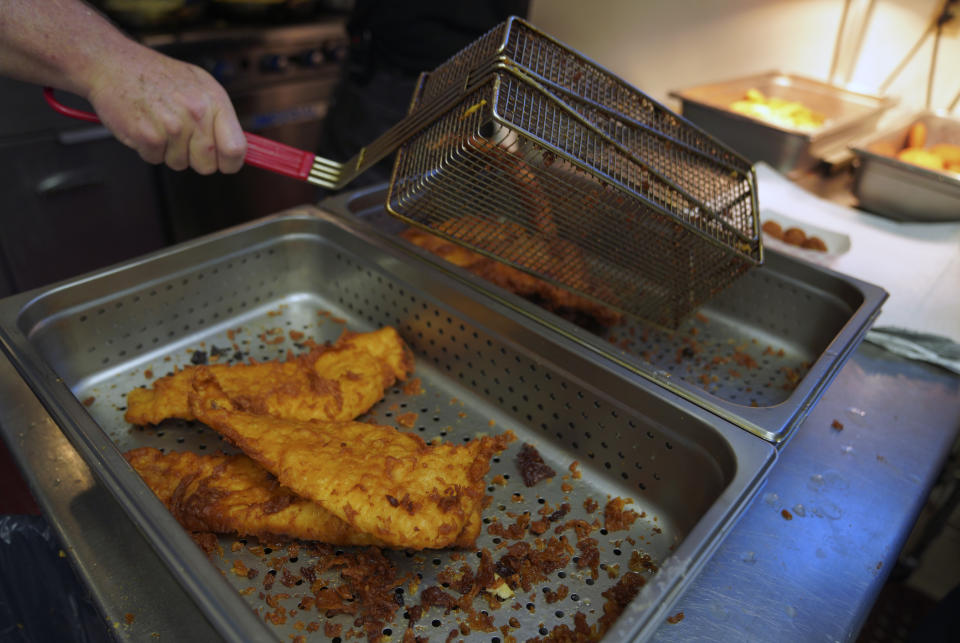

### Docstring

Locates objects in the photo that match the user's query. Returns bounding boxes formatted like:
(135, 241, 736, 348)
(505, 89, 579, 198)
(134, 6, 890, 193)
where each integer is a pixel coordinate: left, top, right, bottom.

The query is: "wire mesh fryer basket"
(418, 15, 758, 239)
(387, 54, 761, 328)
(422, 16, 748, 169)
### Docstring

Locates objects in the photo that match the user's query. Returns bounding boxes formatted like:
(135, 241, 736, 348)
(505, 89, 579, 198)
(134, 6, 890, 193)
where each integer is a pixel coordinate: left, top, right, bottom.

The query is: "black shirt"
(347, 0, 530, 75)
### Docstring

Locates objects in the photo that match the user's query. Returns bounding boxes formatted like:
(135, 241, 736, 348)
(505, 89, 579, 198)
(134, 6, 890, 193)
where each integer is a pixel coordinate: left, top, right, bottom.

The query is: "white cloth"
(754, 163, 960, 373)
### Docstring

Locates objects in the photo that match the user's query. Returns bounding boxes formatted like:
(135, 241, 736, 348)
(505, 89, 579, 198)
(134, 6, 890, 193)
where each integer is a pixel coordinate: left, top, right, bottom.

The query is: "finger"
(188, 116, 219, 176)
(212, 109, 247, 174)
(142, 92, 193, 171)
(164, 135, 190, 171)
(188, 136, 218, 175)
(162, 115, 191, 172)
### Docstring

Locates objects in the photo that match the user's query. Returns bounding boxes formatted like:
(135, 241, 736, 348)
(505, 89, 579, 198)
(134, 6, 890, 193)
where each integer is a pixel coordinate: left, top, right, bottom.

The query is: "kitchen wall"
(528, 0, 960, 116)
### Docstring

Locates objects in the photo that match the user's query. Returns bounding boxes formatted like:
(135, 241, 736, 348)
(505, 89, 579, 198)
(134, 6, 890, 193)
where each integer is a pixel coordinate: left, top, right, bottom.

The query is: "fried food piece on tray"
(189, 369, 514, 550)
(898, 147, 945, 171)
(125, 447, 387, 546)
(930, 143, 960, 166)
(401, 226, 622, 330)
(728, 88, 826, 132)
(908, 121, 927, 148)
(125, 327, 413, 425)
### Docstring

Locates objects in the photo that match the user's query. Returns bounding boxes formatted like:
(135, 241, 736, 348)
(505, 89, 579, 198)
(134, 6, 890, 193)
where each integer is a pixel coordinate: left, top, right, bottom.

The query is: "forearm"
(0, 0, 133, 98)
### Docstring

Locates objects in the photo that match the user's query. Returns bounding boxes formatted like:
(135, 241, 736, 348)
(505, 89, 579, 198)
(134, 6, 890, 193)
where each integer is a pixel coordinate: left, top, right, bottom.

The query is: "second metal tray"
(850, 111, 960, 222)
(323, 186, 887, 444)
(669, 71, 895, 174)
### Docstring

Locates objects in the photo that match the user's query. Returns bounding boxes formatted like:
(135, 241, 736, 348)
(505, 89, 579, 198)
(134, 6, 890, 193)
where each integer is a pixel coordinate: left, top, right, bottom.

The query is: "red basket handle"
(41, 87, 315, 181)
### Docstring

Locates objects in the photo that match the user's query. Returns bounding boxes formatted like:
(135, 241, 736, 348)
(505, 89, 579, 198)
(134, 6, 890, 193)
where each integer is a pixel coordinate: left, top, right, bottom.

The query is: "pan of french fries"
(670, 71, 895, 175)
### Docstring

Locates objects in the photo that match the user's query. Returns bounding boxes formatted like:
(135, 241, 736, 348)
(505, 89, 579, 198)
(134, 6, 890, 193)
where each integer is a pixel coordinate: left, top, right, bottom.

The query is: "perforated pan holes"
(326, 249, 669, 496)
(392, 297, 670, 497)
(558, 396, 669, 495)
(714, 270, 814, 335)
(605, 305, 813, 407)
(328, 254, 410, 330)
(115, 419, 231, 455)
(71, 250, 283, 370)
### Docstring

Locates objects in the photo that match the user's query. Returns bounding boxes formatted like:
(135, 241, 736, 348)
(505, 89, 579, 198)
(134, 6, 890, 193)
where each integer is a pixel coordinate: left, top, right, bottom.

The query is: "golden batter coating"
(189, 368, 514, 550)
(402, 226, 622, 330)
(125, 327, 413, 425)
(728, 88, 826, 132)
(124, 447, 387, 546)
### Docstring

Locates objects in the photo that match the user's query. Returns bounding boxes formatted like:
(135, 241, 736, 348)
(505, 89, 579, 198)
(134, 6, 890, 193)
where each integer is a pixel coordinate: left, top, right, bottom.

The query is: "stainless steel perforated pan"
(850, 111, 960, 222)
(0, 207, 774, 642)
(323, 185, 887, 444)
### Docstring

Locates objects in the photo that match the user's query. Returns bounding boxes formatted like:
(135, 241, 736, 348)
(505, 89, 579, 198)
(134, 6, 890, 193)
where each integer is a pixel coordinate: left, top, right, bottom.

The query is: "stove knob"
(322, 41, 348, 63)
(259, 54, 290, 73)
(295, 48, 324, 68)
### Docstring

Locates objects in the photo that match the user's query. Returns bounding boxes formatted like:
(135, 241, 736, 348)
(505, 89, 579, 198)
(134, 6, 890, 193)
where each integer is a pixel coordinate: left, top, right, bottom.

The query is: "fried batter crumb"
(396, 412, 418, 428)
(544, 584, 569, 603)
(190, 532, 221, 557)
(576, 538, 600, 580)
(604, 497, 640, 532)
(231, 559, 252, 578)
(321, 622, 342, 638)
(598, 572, 646, 632)
(628, 550, 658, 574)
(517, 444, 556, 487)
(259, 329, 285, 345)
(403, 377, 425, 395)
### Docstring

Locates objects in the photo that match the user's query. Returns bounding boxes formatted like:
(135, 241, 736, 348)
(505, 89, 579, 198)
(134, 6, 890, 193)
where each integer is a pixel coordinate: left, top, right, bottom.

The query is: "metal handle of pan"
(41, 87, 319, 181)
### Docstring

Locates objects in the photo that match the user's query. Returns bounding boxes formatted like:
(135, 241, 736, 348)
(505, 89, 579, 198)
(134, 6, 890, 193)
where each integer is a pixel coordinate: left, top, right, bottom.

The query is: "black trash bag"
(0, 515, 111, 642)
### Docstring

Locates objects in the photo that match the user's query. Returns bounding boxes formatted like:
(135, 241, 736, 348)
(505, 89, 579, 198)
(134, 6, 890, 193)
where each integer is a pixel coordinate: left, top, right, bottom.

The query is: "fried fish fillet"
(189, 368, 514, 550)
(125, 327, 413, 426)
(125, 447, 387, 546)
(402, 226, 622, 330)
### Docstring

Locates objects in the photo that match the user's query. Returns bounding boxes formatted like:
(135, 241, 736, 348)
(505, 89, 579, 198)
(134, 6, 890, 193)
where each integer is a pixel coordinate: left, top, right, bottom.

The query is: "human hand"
(0, 0, 245, 174)
(86, 43, 247, 174)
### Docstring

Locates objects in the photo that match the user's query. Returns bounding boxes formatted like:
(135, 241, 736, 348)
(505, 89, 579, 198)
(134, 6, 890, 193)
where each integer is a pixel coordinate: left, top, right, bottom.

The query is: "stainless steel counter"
(1, 338, 958, 641)
(652, 341, 960, 641)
